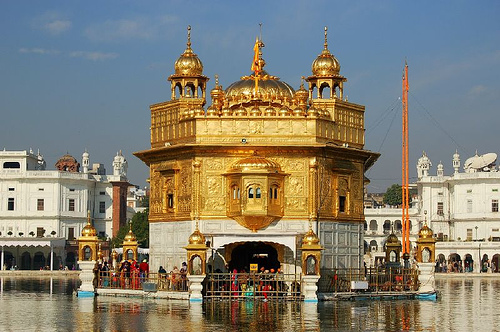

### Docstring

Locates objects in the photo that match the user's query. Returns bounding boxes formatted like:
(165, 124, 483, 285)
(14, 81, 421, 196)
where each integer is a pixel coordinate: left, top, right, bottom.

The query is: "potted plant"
(29, 231, 35, 237)
(18, 232, 24, 236)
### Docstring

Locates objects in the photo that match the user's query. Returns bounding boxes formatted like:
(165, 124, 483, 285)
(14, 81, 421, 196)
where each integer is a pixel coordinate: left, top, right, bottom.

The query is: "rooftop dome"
(55, 153, 80, 172)
(229, 155, 282, 173)
(311, 27, 340, 76)
(173, 26, 203, 76)
(225, 70, 295, 102)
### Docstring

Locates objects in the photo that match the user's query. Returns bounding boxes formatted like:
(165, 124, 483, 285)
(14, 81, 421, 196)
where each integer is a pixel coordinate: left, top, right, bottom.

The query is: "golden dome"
(386, 232, 400, 245)
(124, 224, 137, 243)
(230, 155, 282, 173)
(311, 27, 340, 76)
(173, 26, 203, 76)
(302, 227, 320, 247)
(81, 211, 97, 237)
(225, 71, 295, 102)
(419, 223, 434, 239)
(188, 227, 206, 245)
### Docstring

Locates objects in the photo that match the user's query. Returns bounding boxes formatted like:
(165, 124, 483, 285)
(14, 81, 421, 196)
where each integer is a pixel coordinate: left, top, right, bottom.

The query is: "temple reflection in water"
(134, 26, 379, 290)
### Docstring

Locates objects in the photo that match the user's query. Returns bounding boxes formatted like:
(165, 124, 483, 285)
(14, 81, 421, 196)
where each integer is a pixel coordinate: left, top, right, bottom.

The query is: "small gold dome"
(174, 26, 203, 76)
(386, 232, 400, 245)
(265, 106, 276, 116)
(295, 84, 308, 102)
(419, 224, 434, 239)
(188, 227, 206, 245)
(81, 223, 97, 237)
(302, 228, 320, 246)
(311, 27, 341, 76)
(124, 226, 137, 243)
(230, 155, 282, 173)
(81, 212, 97, 237)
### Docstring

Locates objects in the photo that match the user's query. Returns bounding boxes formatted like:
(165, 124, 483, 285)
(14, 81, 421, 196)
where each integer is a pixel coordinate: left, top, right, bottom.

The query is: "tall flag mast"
(402, 61, 410, 266)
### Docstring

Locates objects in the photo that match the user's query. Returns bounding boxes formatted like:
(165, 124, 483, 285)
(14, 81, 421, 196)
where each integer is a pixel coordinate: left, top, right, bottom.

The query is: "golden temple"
(135, 26, 379, 275)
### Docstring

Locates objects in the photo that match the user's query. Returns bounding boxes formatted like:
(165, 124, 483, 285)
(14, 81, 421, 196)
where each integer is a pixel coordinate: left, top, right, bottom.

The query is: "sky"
(1, 1, 499, 192)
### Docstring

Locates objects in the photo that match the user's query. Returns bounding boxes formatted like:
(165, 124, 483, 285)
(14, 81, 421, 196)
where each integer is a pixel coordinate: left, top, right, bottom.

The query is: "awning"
(0, 237, 66, 248)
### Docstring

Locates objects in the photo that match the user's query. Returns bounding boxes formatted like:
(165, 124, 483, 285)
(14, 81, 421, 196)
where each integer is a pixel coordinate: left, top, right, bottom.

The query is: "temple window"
(256, 187, 261, 199)
(339, 195, 346, 212)
(248, 187, 254, 199)
(232, 186, 240, 201)
(167, 193, 174, 209)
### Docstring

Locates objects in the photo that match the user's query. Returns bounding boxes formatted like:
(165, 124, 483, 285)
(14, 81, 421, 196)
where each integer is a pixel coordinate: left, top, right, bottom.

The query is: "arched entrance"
(33, 252, 46, 270)
(66, 252, 76, 269)
(21, 252, 31, 270)
(3, 251, 14, 270)
(465, 254, 474, 272)
(493, 254, 500, 273)
(228, 242, 280, 272)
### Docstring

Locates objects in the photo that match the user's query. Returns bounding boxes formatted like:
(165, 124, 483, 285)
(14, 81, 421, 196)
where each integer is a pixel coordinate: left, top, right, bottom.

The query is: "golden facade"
(135, 26, 379, 273)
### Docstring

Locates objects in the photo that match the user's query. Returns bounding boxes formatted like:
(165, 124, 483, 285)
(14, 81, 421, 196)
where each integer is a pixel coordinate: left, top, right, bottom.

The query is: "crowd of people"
(205, 267, 295, 300)
(157, 262, 188, 291)
(434, 259, 497, 273)
(94, 259, 150, 289)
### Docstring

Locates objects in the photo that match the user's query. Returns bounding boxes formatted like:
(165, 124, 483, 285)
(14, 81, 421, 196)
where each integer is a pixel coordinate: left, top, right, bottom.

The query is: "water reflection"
(0, 277, 499, 331)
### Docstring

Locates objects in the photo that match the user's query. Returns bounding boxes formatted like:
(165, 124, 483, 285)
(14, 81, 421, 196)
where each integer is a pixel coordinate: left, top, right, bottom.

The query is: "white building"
(416, 151, 500, 272)
(364, 151, 500, 272)
(0, 149, 129, 270)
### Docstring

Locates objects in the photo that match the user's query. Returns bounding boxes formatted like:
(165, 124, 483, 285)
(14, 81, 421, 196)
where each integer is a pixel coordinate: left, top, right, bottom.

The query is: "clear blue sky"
(1, 1, 499, 192)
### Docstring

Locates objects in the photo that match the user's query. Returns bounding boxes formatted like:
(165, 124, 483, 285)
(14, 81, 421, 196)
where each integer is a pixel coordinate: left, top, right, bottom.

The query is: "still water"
(0, 276, 497, 331)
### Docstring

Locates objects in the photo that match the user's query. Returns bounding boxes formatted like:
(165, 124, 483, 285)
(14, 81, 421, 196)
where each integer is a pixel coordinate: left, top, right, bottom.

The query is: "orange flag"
(251, 37, 259, 73)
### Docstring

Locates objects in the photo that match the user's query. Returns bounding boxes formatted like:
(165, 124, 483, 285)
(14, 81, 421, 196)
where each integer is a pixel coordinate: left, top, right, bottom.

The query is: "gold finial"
(187, 25, 192, 49)
(87, 210, 91, 224)
(324, 26, 328, 50)
(215, 74, 219, 87)
(300, 76, 306, 89)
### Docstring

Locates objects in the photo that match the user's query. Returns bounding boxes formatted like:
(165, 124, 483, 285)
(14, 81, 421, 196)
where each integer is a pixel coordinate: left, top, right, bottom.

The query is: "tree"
(112, 209, 149, 248)
(383, 184, 402, 206)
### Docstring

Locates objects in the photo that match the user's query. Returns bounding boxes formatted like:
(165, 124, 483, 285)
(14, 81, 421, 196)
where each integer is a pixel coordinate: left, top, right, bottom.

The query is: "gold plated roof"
(225, 70, 295, 102)
(311, 27, 340, 76)
(173, 26, 203, 76)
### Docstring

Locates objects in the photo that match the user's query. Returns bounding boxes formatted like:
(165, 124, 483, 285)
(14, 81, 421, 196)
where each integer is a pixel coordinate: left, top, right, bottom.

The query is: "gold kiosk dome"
(122, 223, 138, 261)
(416, 221, 436, 263)
(302, 227, 321, 247)
(78, 211, 99, 261)
(301, 224, 323, 275)
(386, 232, 400, 245)
(188, 226, 206, 246)
(81, 220, 97, 237)
(184, 221, 208, 275)
(418, 224, 434, 239)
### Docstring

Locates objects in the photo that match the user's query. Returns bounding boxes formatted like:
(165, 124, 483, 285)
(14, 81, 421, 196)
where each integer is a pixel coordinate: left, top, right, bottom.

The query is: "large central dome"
(225, 70, 295, 101)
